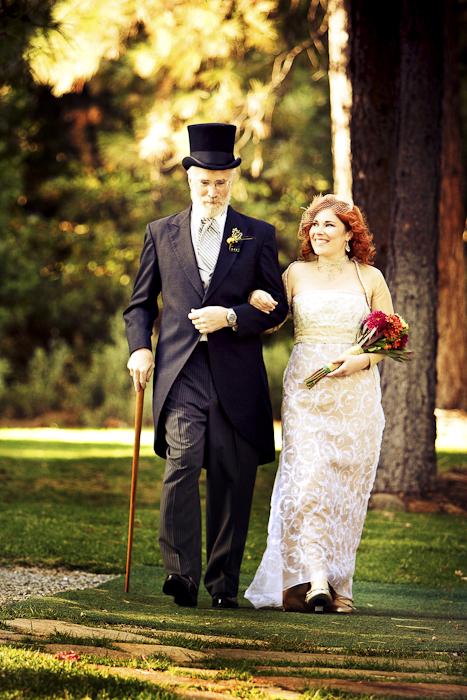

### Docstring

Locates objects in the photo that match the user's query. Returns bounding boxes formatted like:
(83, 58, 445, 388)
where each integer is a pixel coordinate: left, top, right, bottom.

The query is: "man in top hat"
(124, 123, 287, 609)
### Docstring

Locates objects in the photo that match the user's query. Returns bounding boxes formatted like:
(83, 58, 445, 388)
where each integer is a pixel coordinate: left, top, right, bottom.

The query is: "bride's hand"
(327, 353, 371, 378)
(249, 289, 278, 314)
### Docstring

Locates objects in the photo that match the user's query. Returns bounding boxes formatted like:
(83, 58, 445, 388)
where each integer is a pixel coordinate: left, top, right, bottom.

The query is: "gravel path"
(0, 566, 117, 608)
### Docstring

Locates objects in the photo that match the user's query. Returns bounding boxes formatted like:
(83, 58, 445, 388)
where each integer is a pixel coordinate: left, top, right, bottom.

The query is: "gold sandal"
(283, 583, 313, 613)
(325, 594, 355, 614)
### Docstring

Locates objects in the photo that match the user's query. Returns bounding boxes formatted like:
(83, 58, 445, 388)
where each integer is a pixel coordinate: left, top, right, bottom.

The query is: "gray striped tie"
(198, 217, 221, 272)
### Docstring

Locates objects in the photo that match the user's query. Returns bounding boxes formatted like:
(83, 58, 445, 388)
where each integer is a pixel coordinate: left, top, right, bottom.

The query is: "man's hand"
(188, 307, 229, 334)
(127, 348, 155, 391)
(249, 289, 278, 314)
(327, 352, 370, 378)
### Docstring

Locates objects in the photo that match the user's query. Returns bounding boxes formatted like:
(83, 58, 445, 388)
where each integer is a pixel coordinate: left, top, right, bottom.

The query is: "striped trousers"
(158, 342, 260, 597)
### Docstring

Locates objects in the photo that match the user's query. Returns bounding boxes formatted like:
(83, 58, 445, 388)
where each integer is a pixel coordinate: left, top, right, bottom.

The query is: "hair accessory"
(298, 194, 354, 239)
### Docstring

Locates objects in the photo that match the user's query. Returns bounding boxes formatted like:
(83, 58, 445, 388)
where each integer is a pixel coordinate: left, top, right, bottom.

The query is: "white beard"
(190, 189, 232, 218)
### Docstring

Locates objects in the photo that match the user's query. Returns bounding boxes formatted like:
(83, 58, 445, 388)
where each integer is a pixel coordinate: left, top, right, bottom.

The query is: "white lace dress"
(245, 288, 385, 608)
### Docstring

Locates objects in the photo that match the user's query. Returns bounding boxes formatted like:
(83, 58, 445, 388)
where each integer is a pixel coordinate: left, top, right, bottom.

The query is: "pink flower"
(365, 310, 388, 333)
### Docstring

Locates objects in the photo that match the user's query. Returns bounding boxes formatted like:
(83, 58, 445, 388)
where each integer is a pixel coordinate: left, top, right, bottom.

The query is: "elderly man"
(124, 123, 287, 609)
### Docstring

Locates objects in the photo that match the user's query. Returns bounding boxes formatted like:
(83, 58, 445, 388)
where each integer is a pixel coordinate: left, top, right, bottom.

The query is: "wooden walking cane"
(125, 388, 145, 593)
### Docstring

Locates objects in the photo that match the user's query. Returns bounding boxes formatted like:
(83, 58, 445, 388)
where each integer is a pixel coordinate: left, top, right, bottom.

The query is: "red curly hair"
(298, 194, 376, 265)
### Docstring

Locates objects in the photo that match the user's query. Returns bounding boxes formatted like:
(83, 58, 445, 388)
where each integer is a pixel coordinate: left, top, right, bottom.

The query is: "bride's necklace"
(317, 254, 350, 281)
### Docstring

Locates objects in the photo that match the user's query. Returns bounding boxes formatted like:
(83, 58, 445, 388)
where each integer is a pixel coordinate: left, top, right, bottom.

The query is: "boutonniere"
(226, 228, 254, 253)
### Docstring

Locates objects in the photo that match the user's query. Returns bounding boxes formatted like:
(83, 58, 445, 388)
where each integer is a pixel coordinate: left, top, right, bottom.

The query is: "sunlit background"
(0, 0, 337, 428)
(1, 0, 467, 439)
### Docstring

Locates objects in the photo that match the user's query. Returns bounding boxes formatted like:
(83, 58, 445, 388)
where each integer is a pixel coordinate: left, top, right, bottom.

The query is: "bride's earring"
(345, 240, 351, 253)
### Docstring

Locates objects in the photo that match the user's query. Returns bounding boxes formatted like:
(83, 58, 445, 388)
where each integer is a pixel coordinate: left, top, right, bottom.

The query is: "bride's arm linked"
(249, 266, 294, 333)
(328, 265, 394, 378)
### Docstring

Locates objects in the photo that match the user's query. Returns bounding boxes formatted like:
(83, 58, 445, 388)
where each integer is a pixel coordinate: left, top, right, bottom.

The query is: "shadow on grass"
(1, 432, 467, 656)
(2, 566, 466, 654)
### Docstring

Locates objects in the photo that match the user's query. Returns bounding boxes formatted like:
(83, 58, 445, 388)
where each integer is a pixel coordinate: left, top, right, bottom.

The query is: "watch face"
(227, 310, 237, 325)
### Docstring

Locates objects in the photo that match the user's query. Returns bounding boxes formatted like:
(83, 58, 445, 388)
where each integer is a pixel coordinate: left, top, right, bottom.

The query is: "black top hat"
(182, 123, 241, 171)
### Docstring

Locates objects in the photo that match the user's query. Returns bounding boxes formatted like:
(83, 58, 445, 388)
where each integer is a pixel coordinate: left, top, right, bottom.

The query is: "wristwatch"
(226, 308, 237, 327)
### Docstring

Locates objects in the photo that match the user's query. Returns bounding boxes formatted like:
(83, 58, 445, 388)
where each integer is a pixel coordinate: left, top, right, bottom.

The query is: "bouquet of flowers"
(305, 311, 412, 388)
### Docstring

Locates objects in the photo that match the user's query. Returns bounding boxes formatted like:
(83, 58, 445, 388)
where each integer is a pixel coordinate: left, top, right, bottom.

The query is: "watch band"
(226, 308, 237, 327)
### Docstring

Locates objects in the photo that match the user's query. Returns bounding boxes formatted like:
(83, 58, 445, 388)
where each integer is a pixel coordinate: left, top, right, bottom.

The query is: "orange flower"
(384, 315, 404, 340)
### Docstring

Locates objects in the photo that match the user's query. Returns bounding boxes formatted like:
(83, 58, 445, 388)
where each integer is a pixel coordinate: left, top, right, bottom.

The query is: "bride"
(245, 194, 393, 614)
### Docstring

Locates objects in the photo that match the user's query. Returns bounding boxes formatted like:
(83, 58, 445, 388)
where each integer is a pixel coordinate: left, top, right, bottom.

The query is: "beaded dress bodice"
(292, 290, 369, 345)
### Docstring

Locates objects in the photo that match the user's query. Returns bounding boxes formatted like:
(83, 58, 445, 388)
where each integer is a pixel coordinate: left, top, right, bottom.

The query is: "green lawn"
(0, 428, 466, 590)
(0, 646, 178, 700)
(1, 429, 467, 697)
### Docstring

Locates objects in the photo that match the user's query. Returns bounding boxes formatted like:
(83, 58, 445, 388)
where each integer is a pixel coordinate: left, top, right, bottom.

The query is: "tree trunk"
(376, 0, 443, 495)
(328, 0, 352, 198)
(436, 0, 467, 411)
(347, 0, 401, 273)
(330, 0, 464, 493)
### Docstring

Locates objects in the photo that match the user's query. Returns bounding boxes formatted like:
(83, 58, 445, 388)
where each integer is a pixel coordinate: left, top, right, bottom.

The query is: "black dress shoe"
(163, 574, 198, 607)
(212, 595, 239, 609)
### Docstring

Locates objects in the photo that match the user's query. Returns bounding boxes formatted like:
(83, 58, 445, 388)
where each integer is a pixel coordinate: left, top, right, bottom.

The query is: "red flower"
(304, 309, 412, 388)
(365, 310, 388, 333)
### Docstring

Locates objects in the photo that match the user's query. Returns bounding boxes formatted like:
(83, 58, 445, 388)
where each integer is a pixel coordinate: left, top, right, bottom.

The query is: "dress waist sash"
(294, 329, 357, 344)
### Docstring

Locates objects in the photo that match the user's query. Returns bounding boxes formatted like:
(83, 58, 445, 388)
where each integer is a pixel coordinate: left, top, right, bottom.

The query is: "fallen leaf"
(54, 651, 80, 663)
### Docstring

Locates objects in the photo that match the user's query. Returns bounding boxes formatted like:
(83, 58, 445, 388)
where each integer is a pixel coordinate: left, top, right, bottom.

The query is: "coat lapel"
(204, 207, 247, 301)
(166, 207, 204, 299)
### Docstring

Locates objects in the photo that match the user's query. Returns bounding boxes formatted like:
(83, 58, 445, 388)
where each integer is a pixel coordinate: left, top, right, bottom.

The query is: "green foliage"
(0, 0, 330, 421)
(76, 315, 152, 427)
(0, 0, 58, 87)
(0, 359, 10, 403)
(0, 313, 150, 424)
(7, 340, 70, 418)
